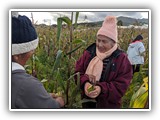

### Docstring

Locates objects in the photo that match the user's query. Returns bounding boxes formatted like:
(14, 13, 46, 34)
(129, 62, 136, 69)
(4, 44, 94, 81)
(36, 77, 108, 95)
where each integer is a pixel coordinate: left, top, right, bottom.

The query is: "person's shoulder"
(86, 43, 96, 54)
(86, 43, 96, 50)
(118, 48, 125, 54)
(15, 71, 41, 87)
(12, 70, 42, 92)
(112, 48, 125, 58)
(114, 48, 128, 59)
(26, 75, 41, 85)
(115, 49, 131, 64)
(134, 42, 144, 49)
(134, 41, 144, 45)
(12, 69, 33, 82)
(12, 69, 26, 74)
(139, 41, 145, 45)
(21, 74, 43, 93)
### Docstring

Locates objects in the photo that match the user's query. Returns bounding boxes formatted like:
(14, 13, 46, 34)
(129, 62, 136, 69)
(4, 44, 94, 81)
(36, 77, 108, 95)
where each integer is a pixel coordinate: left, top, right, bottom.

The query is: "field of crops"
(25, 16, 149, 109)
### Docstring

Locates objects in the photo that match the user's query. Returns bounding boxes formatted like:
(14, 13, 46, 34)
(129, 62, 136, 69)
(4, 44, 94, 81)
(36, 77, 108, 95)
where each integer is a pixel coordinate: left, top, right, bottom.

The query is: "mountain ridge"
(38, 16, 148, 27)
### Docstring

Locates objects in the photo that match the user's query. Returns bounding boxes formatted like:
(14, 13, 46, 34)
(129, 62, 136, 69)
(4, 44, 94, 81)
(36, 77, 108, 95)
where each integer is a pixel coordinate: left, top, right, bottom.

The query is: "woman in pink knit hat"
(75, 16, 132, 108)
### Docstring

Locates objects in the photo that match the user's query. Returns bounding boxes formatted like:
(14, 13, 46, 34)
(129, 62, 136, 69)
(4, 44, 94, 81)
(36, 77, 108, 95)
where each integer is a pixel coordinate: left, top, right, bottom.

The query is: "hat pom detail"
(12, 12, 19, 18)
(97, 16, 117, 42)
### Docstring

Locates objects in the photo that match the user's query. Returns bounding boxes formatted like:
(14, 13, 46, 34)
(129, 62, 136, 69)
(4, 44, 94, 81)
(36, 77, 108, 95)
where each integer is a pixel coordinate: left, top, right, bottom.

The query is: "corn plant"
(51, 12, 87, 107)
(25, 13, 149, 108)
(129, 77, 149, 108)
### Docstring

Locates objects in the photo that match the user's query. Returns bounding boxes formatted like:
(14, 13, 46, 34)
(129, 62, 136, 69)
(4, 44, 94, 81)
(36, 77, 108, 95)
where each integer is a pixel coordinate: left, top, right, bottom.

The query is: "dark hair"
(133, 35, 143, 42)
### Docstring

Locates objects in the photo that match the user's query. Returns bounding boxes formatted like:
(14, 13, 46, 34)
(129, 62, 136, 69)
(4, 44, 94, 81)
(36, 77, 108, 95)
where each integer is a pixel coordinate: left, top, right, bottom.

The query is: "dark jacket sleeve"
(96, 53, 132, 103)
(75, 50, 91, 89)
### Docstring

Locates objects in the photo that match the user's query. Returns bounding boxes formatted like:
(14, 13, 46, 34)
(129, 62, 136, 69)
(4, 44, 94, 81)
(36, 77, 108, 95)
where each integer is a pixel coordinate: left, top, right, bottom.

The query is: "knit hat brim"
(97, 29, 116, 42)
(12, 38, 38, 55)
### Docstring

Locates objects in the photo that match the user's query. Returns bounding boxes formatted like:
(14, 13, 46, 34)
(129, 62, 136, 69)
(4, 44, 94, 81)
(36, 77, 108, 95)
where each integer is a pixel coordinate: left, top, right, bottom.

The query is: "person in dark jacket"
(11, 12, 64, 109)
(75, 16, 132, 108)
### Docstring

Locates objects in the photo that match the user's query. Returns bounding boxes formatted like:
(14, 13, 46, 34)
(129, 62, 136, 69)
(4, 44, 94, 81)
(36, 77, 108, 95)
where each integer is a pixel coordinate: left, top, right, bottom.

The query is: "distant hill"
(37, 16, 148, 27)
(117, 16, 148, 26)
(76, 16, 148, 27)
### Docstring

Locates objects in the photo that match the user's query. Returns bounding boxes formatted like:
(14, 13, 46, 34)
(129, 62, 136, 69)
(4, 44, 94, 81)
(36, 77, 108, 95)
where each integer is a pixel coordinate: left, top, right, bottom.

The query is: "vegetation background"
(25, 12, 149, 109)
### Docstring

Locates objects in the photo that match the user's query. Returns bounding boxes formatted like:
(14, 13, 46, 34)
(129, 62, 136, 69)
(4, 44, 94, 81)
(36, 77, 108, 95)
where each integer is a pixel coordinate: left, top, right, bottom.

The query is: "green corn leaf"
(74, 12, 79, 28)
(60, 16, 72, 27)
(130, 77, 149, 108)
(57, 16, 72, 49)
(41, 79, 48, 83)
(76, 72, 81, 91)
(66, 40, 86, 55)
(132, 91, 148, 108)
(69, 86, 79, 107)
(53, 50, 63, 72)
(56, 68, 66, 92)
(72, 39, 86, 44)
(130, 86, 146, 107)
(57, 18, 62, 42)
(66, 45, 82, 55)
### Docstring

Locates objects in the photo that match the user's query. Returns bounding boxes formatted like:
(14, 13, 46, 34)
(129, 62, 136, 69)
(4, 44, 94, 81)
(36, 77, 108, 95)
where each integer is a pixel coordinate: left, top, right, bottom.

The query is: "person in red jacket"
(75, 16, 132, 108)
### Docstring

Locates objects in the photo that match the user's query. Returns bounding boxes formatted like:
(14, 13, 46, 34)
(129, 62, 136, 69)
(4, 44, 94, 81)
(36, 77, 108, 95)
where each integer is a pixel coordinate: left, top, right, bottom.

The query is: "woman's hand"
(84, 82, 101, 98)
(87, 74, 96, 84)
(88, 85, 101, 98)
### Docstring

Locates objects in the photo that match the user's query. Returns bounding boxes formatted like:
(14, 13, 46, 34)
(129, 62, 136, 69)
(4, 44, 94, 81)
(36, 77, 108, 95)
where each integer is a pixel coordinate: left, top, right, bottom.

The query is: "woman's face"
(96, 35, 115, 53)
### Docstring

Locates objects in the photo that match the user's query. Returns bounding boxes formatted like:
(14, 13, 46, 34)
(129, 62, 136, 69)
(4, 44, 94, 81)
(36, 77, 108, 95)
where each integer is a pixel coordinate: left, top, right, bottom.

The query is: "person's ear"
(12, 55, 19, 61)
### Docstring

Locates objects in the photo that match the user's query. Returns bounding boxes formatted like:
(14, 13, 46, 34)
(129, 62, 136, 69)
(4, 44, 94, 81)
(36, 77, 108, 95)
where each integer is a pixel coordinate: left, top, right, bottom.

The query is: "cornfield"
(25, 13, 149, 109)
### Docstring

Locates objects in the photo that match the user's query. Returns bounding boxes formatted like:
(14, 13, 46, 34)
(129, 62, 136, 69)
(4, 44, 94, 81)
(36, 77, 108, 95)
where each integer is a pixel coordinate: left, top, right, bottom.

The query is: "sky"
(18, 11, 148, 25)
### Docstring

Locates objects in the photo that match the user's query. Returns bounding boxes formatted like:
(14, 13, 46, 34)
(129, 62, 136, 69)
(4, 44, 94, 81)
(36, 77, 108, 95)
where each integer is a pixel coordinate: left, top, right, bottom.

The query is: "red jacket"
(75, 43, 132, 108)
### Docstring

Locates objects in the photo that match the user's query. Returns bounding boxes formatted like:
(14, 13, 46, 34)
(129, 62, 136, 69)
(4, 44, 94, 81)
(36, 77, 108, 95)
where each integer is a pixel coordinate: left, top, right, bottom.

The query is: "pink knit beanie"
(97, 16, 117, 42)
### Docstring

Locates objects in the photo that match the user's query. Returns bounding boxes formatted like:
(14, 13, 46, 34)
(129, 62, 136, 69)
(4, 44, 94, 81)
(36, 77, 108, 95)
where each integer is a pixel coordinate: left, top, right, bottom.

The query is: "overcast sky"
(18, 11, 149, 25)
